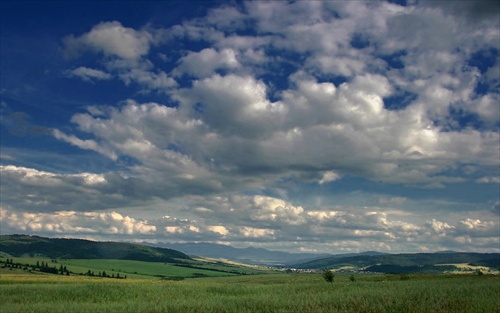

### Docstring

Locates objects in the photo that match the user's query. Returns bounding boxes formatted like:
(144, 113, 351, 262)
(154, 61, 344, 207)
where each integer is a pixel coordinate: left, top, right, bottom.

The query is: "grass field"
(1, 256, 268, 279)
(1, 272, 499, 312)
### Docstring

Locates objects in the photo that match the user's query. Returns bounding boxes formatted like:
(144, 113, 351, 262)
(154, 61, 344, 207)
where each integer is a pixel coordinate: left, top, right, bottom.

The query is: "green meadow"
(1, 269, 499, 312)
(1, 256, 267, 280)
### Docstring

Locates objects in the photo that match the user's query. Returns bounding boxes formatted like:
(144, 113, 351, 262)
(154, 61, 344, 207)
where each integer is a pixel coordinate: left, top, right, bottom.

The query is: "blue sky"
(1, 0, 499, 254)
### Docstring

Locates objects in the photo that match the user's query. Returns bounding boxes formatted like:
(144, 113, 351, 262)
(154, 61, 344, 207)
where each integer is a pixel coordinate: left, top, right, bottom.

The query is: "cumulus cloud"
(173, 48, 240, 78)
(0, 208, 155, 237)
(63, 21, 153, 59)
(1, 193, 498, 252)
(118, 68, 177, 91)
(2, 1, 499, 253)
(207, 225, 229, 236)
(0, 165, 160, 212)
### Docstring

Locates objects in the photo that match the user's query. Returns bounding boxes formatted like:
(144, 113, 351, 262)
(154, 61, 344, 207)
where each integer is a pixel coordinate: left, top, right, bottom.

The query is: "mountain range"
(1, 235, 498, 274)
(151, 242, 336, 265)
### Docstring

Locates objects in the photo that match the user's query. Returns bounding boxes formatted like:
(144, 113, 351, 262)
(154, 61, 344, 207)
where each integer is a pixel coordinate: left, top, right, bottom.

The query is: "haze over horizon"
(1, 0, 499, 254)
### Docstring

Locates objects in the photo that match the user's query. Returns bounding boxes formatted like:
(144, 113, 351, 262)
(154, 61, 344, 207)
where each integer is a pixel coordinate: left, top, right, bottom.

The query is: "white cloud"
(239, 226, 275, 239)
(174, 48, 239, 78)
(118, 68, 177, 91)
(318, 171, 341, 185)
(3, 1, 500, 253)
(476, 176, 500, 184)
(2, 192, 498, 252)
(52, 129, 117, 160)
(207, 225, 228, 236)
(65, 66, 112, 82)
(0, 208, 155, 236)
(63, 21, 152, 59)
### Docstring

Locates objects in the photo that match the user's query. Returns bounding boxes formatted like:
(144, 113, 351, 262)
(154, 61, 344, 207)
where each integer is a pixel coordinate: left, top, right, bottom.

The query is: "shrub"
(322, 269, 335, 283)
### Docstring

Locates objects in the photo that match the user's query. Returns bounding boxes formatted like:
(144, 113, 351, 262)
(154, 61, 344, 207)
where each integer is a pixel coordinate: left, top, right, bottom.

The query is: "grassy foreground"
(1, 273, 499, 313)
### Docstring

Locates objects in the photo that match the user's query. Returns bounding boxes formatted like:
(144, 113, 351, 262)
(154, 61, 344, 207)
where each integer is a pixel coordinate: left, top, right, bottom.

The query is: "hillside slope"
(0, 234, 190, 262)
(294, 252, 500, 272)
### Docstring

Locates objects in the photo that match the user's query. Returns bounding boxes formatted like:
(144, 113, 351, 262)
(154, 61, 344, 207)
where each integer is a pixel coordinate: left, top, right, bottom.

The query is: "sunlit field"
(1, 256, 267, 280)
(1, 272, 499, 313)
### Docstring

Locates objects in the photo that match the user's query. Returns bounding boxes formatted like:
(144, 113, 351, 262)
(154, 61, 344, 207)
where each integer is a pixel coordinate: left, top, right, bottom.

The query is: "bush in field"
(350, 274, 356, 282)
(322, 269, 335, 283)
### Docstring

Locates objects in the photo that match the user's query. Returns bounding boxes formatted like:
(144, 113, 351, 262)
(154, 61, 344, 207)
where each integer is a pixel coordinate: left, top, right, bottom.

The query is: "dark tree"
(322, 269, 335, 283)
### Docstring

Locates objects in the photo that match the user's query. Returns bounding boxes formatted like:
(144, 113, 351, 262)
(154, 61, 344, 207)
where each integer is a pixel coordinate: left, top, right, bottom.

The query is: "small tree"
(322, 269, 335, 283)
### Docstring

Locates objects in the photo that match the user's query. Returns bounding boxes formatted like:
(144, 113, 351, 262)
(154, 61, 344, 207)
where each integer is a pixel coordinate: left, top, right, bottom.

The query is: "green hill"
(293, 252, 500, 273)
(0, 234, 190, 263)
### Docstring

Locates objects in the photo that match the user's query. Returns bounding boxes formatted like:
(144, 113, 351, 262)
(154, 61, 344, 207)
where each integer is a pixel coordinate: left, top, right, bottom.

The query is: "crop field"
(1, 271, 499, 313)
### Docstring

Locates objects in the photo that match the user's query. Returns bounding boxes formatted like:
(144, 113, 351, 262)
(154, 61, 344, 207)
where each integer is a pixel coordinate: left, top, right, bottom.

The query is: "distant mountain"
(0, 234, 190, 262)
(292, 252, 500, 273)
(152, 242, 332, 265)
(318, 251, 390, 259)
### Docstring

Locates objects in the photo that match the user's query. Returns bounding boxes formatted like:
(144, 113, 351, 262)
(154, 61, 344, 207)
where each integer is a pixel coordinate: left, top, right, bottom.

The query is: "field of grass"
(1, 271, 499, 312)
(1, 256, 268, 279)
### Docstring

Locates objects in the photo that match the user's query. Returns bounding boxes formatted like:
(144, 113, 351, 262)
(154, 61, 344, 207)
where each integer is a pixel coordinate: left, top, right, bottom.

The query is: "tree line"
(1, 258, 125, 279)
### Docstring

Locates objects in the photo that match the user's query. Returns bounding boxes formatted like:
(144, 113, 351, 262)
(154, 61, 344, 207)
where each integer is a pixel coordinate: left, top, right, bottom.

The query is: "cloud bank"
(1, 1, 498, 253)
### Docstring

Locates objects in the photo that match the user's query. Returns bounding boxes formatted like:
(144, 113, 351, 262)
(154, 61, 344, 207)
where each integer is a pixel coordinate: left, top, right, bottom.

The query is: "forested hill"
(293, 252, 500, 271)
(0, 235, 190, 262)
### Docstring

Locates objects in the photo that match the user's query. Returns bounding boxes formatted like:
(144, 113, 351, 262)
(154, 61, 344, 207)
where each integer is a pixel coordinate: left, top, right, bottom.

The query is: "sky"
(0, 0, 499, 254)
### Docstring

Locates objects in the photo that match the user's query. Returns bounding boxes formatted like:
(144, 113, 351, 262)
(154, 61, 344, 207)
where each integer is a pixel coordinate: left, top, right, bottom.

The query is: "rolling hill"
(0, 234, 190, 262)
(2, 235, 499, 275)
(292, 252, 500, 273)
